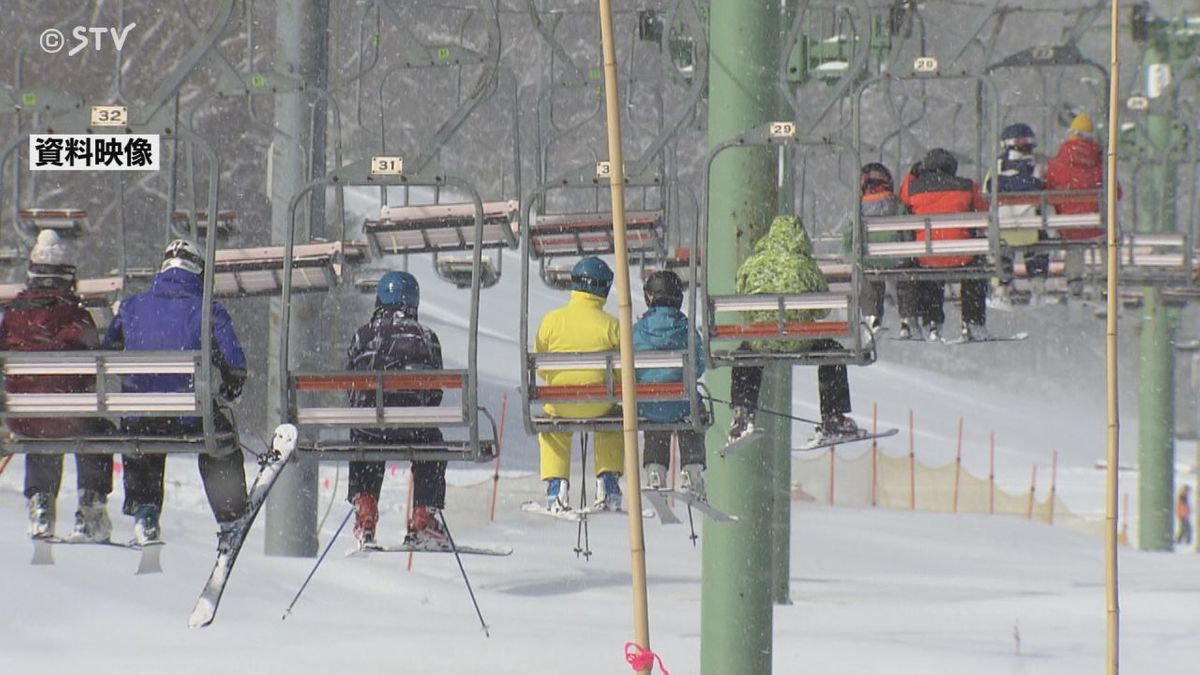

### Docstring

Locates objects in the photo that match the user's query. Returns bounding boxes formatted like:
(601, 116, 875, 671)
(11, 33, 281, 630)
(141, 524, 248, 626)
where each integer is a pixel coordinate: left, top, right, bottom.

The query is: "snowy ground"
(4, 237, 1198, 673)
(1, 467, 1198, 675)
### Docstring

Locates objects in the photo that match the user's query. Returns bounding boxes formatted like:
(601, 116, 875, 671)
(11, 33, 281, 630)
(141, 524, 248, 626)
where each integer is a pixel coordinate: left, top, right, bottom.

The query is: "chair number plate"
(913, 56, 939, 73)
(769, 121, 796, 139)
(371, 156, 404, 176)
(90, 105, 127, 127)
(596, 161, 624, 179)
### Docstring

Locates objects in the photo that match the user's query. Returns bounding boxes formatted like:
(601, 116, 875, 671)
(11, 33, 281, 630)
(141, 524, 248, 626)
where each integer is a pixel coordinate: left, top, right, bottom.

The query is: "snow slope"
(1, 472, 1197, 675)
(3, 195, 1196, 673)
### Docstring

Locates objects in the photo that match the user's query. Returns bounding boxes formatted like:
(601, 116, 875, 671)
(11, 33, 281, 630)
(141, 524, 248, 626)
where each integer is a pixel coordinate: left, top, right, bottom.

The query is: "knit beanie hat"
(27, 230, 76, 284)
(1068, 113, 1094, 137)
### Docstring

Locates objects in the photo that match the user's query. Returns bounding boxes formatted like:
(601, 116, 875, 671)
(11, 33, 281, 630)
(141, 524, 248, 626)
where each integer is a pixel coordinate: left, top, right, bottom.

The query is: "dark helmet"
(377, 271, 420, 308)
(571, 256, 614, 298)
(643, 270, 684, 309)
(921, 148, 958, 176)
(860, 162, 894, 192)
(1001, 123, 1037, 153)
(161, 239, 205, 275)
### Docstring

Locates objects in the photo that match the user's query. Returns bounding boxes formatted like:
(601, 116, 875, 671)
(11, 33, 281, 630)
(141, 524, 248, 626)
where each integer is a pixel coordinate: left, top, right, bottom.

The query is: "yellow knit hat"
(1068, 113, 1094, 135)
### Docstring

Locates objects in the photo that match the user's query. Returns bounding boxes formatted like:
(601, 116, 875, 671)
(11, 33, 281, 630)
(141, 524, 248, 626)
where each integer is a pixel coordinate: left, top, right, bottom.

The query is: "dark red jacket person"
(0, 263, 99, 438)
(903, 148, 988, 268)
(1045, 133, 1113, 241)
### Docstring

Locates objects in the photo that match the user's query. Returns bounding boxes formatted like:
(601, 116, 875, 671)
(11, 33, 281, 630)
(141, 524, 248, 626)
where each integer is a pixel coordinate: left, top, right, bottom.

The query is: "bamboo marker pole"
(1104, 1, 1122, 672)
(1049, 450, 1058, 525)
(908, 409, 916, 511)
(1027, 465, 1037, 520)
(871, 403, 879, 507)
(988, 433, 996, 515)
(953, 418, 963, 513)
(595, 1, 652, 670)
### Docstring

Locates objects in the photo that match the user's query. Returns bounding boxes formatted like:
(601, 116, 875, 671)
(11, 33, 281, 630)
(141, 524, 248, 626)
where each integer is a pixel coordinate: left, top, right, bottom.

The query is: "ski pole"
(575, 433, 592, 560)
(489, 393, 507, 522)
(281, 507, 354, 621)
(703, 394, 822, 426)
(437, 511, 491, 638)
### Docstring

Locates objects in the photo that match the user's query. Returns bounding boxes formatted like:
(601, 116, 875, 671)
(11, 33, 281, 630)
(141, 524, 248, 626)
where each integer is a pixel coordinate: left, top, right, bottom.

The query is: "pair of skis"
(188, 423, 300, 628)
(348, 540, 512, 557)
(522, 490, 737, 525)
(721, 426, 900, 454)
(30, 535, 165, 575)
(888, 331, 1030, 345)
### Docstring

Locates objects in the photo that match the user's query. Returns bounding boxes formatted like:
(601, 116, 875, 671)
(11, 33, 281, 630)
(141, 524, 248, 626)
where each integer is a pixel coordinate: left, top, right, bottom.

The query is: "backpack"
(348, 312, 442, 409)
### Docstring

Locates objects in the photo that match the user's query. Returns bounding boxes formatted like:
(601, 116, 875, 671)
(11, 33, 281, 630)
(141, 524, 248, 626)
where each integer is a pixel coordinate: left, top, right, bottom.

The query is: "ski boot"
(925, 321, 943, 342)
(217, 519, 243, 556)
(644, 463, 668, 491)
(69, 489, 112, 543)
(680, 464, 707, 502)
(814, 414, 860, 445)
(404, 506, 449, 548)
(593, 472, 622, 512)
(132, 504, 161, 545)
(961, 322, 989, 342)
(545, 478, 571, 513)
(27, 493, 55, 539)
(352, 493, 379, 546)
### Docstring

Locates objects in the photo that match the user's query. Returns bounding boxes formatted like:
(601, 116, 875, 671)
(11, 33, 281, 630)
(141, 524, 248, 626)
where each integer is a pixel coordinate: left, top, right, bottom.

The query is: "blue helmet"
(377, 271, 419, 308)
(1001, 123, 1037, 150)
(571, 256, 614, 298)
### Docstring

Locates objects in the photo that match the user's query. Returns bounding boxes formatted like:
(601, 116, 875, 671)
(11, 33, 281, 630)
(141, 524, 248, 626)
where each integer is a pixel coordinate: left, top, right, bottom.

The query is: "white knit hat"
(29, 230, 71, 267)
(26, 230, 76, 285)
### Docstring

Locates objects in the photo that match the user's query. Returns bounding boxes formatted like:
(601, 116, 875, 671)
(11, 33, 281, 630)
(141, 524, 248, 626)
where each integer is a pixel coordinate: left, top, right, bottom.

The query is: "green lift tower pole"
(702, 1, 783, 673)
(770, 0, 798, 608)
(1135, 34, 1182, 551)
(265, 0, 330, 557)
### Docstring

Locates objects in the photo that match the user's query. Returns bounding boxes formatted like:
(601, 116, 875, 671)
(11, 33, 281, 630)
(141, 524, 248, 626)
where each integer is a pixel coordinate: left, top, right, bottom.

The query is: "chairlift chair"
(523, 181, 669, 290)
(519, 184, 706, 436)
(522, 351, 710, 436)
(702, 123, 874, 368)
(280, 162, 499, 463)
(853, 70, 1004, 287)
(1, 133, 237, 457)
(17, 209, 88, 238)
(210, 241, 368, 298)
(363, 199, 520, 290)
(171, 210, 238, 240)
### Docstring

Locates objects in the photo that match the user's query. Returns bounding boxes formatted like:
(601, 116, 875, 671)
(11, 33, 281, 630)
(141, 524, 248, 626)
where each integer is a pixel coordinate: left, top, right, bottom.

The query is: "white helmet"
(161, 238, 204, 275)
(27, 230, 75, 284)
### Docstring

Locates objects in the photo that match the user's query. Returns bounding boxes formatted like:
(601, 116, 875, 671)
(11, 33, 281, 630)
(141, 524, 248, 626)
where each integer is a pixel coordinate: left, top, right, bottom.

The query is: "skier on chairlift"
(1045, 113, 1114, 296)
(727, 215, 858, 446)
(853, 162, 922, 337)
(988, 122, 1050, 304)
(2, 231, 112, 542)
(104, 239, 249, 549)
(534, 256, 625, 514)
(346, 271, 452, 548)
(900, 148, 990, 341)
(633, 270, 707, 500)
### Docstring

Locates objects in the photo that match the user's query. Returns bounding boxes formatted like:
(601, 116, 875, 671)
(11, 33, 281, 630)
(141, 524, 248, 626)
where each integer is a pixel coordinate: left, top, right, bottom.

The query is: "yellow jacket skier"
(535, 256, 624, 513)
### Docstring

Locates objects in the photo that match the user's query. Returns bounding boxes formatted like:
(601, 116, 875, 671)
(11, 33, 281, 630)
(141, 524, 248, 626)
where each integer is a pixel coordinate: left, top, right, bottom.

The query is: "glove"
(219, 380, 243, 402)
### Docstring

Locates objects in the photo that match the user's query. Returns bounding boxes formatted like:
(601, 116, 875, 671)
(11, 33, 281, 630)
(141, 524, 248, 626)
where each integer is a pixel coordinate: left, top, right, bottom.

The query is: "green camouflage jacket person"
(734, 215, 829, 352)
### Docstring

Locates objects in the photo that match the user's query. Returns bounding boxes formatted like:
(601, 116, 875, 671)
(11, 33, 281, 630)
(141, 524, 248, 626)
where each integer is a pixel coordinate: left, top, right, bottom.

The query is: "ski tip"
(718, 430, 764, 457)
(187, 605, 215, 629)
